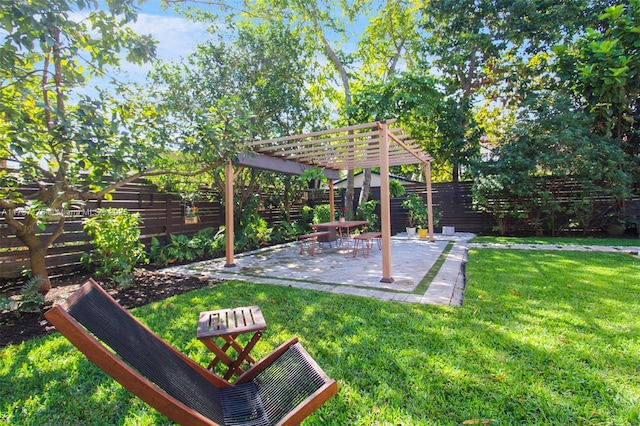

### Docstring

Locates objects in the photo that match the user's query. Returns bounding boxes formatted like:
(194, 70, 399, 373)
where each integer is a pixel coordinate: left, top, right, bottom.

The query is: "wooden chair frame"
(45, 279, 338, 425)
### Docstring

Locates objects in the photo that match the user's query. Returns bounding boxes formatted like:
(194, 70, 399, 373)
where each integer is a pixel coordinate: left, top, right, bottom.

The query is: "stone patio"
(161, 233, 475, 306)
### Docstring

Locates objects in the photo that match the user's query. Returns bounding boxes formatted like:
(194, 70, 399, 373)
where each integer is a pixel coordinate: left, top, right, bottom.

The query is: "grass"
(1, 248, 639, 425)
(470, 235, 640, 247)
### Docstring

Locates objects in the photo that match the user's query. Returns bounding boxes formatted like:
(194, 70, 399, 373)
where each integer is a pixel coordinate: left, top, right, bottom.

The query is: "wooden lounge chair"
(44, 279, 338, 426)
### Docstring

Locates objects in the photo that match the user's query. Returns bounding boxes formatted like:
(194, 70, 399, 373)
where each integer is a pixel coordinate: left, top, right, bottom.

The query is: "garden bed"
(1, 269, 223, 348)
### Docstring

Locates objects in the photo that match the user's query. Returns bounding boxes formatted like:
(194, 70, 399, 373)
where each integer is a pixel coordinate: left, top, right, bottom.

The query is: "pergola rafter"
(225, 120, 435, 283)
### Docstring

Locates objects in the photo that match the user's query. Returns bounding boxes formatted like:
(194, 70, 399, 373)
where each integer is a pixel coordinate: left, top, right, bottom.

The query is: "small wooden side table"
(196, 306, 267, 381)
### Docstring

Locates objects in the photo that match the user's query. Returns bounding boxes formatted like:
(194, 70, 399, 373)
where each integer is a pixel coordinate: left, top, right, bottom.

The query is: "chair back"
(48, 280, 226, 424)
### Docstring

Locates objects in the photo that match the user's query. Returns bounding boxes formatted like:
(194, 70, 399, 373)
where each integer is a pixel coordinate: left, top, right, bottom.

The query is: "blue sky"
(106, 0, 367, 87)
(108, 2, 212, 84)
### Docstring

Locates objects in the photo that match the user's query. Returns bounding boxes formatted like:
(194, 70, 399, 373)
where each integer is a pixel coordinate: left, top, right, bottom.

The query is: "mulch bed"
(1, 269, 223, 348)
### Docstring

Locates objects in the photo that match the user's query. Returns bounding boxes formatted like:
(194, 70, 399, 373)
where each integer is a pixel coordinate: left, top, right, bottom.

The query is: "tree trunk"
(29, 244, 51, 294)
(346, 170, 355, 219)
(358, 168, 372, 210)
(18, 231, 52, 294)
(452, 162, 460, 182)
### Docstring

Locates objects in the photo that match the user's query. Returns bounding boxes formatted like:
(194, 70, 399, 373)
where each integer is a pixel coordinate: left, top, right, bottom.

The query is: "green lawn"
(470, 235, 640, 247)
(1, 249, 639, 425)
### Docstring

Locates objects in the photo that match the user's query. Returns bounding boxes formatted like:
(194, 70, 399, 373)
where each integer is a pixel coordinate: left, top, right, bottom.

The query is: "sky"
(103, 0, 368, 88)
(105, 1, 213, 85)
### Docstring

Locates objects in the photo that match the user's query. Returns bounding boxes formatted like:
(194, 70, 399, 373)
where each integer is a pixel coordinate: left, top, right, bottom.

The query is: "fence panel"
(2, 179, 637, 279)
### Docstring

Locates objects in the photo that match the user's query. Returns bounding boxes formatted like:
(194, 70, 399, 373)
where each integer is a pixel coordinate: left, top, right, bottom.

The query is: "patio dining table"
(313, 220, 369, 248)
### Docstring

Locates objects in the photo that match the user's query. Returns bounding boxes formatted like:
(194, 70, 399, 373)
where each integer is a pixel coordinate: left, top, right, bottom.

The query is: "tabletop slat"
(197, 306, 267, 338)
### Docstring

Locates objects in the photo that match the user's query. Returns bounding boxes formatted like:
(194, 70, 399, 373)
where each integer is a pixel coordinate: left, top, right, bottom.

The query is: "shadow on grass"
(2, 256, 639, 425)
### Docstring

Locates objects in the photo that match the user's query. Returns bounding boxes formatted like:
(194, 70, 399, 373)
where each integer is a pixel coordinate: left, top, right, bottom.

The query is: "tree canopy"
(2, 0, 639, 291)
(1, 0, 160, 291)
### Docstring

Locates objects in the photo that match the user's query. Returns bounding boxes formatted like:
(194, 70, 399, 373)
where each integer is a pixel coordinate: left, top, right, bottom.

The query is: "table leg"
(201, 338, 235, 371)
(222, 331, 263, 380)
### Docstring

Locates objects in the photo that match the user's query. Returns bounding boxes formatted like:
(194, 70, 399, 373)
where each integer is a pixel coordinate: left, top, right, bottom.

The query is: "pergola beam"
(245, 119, 398, 147)
(235, 152, 340, 179)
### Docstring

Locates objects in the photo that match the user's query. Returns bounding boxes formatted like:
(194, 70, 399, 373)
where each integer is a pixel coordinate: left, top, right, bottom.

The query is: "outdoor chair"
(44, 279, 338, 426)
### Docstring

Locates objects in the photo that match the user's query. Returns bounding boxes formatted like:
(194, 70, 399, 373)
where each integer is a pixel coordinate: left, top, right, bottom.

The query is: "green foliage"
(312, 204, 333, 224)
(235, 195, 272, 252)
(271, 221, 304, 243)
(0, 276, 46, 320)
(356, 199, 379, 231)
(298, 205, 315, 233)
(148, 228, 226, 266)
(298, 167, 326, 187)
(389, 179, 406, 198)
(346, 72, 459, 181)
(148, 20, 325, 192)
(0, 0, 160, 292)
(470, 94, 631, 236)
(238, 217, 271, 252)
(559, 2, 640, 137)
(401, 193, 440, 229)
(553, 1, 640, 188)
(82, 209, 146, 283)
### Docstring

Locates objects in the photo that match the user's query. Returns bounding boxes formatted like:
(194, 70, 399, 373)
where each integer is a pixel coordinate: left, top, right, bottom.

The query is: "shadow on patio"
(162, 233, 474, 305)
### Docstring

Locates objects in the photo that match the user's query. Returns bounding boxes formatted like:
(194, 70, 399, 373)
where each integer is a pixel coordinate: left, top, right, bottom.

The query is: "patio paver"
(161, 233, 474, 306)
(161, 234, 639, 306)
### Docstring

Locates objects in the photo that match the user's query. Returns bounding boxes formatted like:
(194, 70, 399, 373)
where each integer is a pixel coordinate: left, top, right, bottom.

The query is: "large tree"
(148, 21, 325, 222)
(418, 0, 616, 181)
(554, 1, 640, 184)
(470, 94, 630, 236)
(167, 0, 425, 212)
(0, 0, 161, 292)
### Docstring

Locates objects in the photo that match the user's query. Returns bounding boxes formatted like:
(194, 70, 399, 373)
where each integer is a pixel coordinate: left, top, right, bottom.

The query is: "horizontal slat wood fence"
(2, 180, 638, 279)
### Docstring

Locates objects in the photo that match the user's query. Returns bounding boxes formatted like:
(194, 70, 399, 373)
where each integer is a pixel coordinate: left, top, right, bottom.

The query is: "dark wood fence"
(354, 182, 490, 235)
(0, 182, 340, 279)
(2, 180, 637, 279)
(1, 182, 222, 279)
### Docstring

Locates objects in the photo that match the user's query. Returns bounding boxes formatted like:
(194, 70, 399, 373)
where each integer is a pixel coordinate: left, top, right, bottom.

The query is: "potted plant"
(402, 194, 441, 238)
(185, 205, 200, 224)
(402, 194, 426, 237)
(339, 206, 347, 222)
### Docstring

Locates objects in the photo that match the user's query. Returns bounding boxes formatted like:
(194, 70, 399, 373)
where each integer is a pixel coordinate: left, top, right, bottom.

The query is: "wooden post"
(379, 122, 394, 283)
(328, 179, 335, 222)
(165, 194, 173, 243)
(425, 161, 434, 242)
(225, 159, 236, 267)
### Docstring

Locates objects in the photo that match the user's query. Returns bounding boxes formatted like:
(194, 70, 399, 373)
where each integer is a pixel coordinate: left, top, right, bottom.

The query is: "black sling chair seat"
(44, 279, 338, 425)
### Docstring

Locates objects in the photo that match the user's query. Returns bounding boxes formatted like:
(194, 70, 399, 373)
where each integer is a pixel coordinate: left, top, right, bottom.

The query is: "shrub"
(313, 204, 332, 224)
(357, 200, 379, 231)
(271, 220, 303, 243)
(148, 227, 226, 266)
(0, 275, 46, 321)
(82, 208, 146, 285)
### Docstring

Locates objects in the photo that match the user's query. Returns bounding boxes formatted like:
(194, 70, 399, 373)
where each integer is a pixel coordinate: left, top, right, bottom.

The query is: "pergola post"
(224, 159, 236, 267)
(328, 179, 335, 221)
(379, 122, 394, 283)
(425, 161, 434, 242)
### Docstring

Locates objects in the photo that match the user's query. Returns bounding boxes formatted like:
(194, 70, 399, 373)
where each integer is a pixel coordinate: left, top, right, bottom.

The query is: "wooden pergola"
(223, 119, 434, 283)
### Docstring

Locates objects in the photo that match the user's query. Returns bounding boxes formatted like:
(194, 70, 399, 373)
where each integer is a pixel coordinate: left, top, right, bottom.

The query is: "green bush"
(312, 204, 332, 224)
(389, 179, 406, 198)
(148, 227, 226, 266)
(0, 275, 45, 321)
(271, 220, 303, 243)
(82, 208, 146, 285)
(235, 195, 272, 252)
(401, 194, 441, 229)
(357, 199, 379, 231)
(300, 205, 315, 232)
